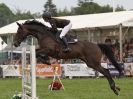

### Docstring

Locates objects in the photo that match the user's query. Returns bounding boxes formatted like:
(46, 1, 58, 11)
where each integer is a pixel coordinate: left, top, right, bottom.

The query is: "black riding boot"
(61, 36, 72, 52)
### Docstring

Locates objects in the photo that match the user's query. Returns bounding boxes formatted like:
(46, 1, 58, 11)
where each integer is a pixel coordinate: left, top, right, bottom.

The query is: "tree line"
(0, 0, 125, 27)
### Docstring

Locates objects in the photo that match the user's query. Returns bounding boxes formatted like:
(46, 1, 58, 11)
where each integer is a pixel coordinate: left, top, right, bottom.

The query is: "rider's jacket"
(48, 18, 70, 32)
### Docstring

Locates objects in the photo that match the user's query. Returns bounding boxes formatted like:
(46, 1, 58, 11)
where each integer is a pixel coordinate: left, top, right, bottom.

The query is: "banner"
(19, 64, 61, 77)
(1, 63, 133, 77)
(36, 64, 61, 77)
(62, 63, 116, 77)
(62, 64, 95, 76)
(0, 65, 20, 77)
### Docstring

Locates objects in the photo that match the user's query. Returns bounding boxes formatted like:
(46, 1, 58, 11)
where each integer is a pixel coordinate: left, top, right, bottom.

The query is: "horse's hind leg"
(85, 61, 120, 95)
(95, 66, 120, 95)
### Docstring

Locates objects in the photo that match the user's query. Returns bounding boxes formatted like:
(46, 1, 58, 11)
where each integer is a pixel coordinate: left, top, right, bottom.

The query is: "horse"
(13, 20, 122, 95)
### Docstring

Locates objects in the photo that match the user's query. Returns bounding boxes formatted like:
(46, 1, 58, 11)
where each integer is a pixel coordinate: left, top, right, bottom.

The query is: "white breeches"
(59, 22, 72, 39)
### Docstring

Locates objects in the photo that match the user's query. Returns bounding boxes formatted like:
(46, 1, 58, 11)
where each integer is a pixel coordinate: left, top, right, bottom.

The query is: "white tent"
(60, 10, 133, 29)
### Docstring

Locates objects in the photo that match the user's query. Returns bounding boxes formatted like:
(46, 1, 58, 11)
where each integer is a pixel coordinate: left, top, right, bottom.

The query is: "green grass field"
(0, 77, 133, 99)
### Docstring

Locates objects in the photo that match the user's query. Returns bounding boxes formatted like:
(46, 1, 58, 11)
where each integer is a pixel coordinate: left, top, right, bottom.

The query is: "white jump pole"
(22, 47, 26, 99)
(30, 45, 37, 99)
(22, 45, 37, 99)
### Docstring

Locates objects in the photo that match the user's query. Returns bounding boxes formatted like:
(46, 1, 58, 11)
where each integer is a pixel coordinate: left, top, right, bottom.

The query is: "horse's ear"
(16, 22, 22, 29)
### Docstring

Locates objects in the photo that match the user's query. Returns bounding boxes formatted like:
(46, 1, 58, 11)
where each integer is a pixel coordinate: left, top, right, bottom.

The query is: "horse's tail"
(98, 44, 123, 73)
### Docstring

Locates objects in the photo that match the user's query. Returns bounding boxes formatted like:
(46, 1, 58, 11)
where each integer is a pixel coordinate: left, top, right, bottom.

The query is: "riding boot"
(61, 36, 72, 52)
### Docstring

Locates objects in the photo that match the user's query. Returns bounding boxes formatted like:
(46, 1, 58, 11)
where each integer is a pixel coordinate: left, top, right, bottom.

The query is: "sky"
(0, 0, 133, 14)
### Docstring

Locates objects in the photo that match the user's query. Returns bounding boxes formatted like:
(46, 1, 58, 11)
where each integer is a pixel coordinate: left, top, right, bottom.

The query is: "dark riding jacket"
(45, 18, 70, 32)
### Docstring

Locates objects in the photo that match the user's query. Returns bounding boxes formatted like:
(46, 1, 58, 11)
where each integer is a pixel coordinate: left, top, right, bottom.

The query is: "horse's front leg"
(36, 48, 51, 65)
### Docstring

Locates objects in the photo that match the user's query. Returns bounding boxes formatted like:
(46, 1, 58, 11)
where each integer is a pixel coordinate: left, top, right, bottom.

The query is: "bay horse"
(13, 20, 122, 95)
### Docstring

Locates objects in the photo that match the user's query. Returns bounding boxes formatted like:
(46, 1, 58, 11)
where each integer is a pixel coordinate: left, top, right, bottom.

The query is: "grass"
(0, 77, 133, 99)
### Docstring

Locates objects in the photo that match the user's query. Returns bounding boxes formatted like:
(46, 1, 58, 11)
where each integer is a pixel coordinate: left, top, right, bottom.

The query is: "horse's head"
(14, 20, 54, 47)
(14, 22, 30, 47)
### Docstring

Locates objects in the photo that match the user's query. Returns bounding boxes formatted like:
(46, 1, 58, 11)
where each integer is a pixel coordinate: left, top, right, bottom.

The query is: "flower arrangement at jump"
(11, 93, 22, 99)
(48, 66, 65, 91)
(49, 80, 62, 90)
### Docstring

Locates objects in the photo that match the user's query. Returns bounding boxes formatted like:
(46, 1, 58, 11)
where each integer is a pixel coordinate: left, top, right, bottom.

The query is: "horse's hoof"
(116, 86, 120, 91)
(114, 90, 119, 95)
(113, 86, 120, 95)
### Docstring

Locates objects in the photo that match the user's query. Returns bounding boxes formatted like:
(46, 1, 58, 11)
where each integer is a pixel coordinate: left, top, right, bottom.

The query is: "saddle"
(56, 31, 78, 44)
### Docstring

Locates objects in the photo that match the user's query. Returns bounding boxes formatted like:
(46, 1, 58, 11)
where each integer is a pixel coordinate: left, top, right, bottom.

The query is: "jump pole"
(22, 45, 38, 99)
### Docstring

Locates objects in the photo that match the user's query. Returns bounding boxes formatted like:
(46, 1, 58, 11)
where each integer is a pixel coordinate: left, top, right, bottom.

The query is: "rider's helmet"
(42, 11, 52, 19)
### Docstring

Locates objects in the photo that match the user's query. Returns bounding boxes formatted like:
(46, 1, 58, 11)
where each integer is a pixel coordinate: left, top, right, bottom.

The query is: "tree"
(115, 5, 125, 11)
(0, 3, 40, 27)
(71, 0, 125, 15)
(44, 0, 57, 16)
(71, 0, 102, 15)
(100, 5, 113, 13)
(57, 7, 71, 16)
(14, 9, 34, 21)
(0, 3, 14, 27)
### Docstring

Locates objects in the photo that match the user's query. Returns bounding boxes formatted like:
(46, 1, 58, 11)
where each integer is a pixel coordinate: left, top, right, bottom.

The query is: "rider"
(42, 11, 72, 52)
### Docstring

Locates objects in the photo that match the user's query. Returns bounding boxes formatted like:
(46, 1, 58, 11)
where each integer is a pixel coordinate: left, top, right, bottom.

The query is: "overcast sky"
(0, 0, 133, 14)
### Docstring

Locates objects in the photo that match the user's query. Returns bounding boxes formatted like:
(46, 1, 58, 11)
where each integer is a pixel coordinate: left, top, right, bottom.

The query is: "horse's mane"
(23, 20, 56, 37)
(23, 20, 49, 29)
